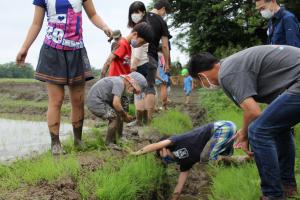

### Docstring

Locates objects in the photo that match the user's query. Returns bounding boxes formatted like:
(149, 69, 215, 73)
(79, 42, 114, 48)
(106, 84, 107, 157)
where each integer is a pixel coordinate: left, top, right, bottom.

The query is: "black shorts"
(145, 56, 158, 95)
(137, 63, 148, 78)
(35, 44, 94, 85)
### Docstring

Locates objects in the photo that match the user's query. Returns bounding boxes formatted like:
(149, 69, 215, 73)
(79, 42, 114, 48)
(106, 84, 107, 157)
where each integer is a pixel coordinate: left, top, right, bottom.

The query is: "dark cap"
(112, 30, 122, 39)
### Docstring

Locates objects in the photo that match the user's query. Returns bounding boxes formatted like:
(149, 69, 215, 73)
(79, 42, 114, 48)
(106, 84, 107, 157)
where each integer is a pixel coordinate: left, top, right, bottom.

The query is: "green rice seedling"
(79, 155, 165, 200)
(0, 153, 80, 190)
(209, 164, 260, 200)
(63, 128, 106, 153)
(129, 104, 136, 116)
(151, 110, 193, 135)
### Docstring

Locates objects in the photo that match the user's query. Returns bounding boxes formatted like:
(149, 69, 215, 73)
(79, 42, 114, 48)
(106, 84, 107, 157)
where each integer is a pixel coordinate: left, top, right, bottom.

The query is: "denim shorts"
(185, 90, 192, 96)
(35, 44, 94, 85)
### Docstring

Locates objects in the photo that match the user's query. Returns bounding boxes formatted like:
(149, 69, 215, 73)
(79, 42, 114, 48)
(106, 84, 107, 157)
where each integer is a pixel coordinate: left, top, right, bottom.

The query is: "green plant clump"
(79, 155, 165, 200)
(0, 153, 80, 190)
(151, 110, 193, 135)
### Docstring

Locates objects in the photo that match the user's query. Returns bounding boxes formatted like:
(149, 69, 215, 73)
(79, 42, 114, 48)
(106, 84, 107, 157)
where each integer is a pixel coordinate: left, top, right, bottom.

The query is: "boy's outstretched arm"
(133, 140, 172, 155)
(171, 171, 189, 200)
(101, 53, 116, 78)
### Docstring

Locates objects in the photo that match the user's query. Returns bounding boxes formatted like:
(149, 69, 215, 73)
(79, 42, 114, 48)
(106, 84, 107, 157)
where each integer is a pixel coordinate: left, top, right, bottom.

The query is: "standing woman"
(16, 0, 112, 155)
(128, 1, 149, 126)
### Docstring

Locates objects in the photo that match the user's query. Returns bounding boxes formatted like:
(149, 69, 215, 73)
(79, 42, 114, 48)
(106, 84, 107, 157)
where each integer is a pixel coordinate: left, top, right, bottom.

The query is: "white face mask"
(131, 13, 143, 24)
(260, 9, 274, 19)
(199, 74, 220, 90)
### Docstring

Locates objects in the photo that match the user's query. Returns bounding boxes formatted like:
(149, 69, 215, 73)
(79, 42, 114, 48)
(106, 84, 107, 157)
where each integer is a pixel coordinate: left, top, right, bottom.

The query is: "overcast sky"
(0, 0, 188, 69)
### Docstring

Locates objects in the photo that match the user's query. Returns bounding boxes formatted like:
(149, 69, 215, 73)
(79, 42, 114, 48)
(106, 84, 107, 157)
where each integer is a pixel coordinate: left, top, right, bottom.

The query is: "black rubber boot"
(73, 125, 84, 147)
(50, 132, 65, 156)
(117, 117, 124, 138)
(136, 110, 143, 126)
(106, 119, 118, 145)
(142, 110, 148, 125)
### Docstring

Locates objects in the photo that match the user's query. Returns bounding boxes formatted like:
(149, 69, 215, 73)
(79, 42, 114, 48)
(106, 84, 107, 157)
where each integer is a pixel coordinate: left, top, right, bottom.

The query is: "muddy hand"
(124, 114, 135, 123)
(16, 48, 28, 66)
(127, 115, 135, 122)
(233, 130, 254, 157)
(103, 26, 113, 38)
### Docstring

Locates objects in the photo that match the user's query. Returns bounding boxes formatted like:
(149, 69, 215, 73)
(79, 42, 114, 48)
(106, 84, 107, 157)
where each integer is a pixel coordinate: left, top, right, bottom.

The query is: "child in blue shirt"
(155, 45, 169, 110)
(182, 69, 193, 104)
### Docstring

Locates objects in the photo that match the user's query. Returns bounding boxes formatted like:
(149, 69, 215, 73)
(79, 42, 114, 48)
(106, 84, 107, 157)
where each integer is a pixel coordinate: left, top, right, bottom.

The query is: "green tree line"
(0, 62, 34, 78)
(0, 62, 103, 79)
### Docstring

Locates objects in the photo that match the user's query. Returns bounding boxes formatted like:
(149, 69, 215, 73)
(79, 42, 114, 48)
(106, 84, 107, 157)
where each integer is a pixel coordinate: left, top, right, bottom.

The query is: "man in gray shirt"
(87, 72, 147, 144)
(188, 45, 300, 199)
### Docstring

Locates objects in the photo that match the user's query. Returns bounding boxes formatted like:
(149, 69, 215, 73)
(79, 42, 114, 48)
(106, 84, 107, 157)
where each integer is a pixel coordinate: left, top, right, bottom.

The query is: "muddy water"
(0, 119, 72, 162)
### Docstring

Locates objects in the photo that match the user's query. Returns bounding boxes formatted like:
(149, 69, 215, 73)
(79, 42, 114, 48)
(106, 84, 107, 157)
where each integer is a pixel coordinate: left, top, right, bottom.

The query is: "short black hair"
(128, 1, 147, 28)
(188, 53, 219, 78)
(154, 0, 171, 13)
(132, 22, 153, 44)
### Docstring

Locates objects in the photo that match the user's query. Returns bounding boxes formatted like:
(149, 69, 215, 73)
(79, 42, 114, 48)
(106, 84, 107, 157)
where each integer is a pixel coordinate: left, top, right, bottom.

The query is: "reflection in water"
(0, 119, 72, 162)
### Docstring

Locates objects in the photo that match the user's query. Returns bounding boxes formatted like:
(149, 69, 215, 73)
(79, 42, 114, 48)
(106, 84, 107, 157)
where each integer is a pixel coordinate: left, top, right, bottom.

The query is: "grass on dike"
(0, 96, 71, 116)
(199, 89, 300, 200)
(0, 78, 38, 84)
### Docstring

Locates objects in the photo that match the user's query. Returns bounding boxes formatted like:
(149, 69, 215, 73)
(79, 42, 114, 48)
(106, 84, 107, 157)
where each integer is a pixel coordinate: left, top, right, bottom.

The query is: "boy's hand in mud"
(124, 114, 135, 123)
(16, 48, 28, 66)
(233, 130, 254, 157)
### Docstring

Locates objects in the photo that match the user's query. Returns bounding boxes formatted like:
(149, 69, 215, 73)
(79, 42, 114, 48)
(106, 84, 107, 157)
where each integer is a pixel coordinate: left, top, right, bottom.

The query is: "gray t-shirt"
(87, 77, 125, 105)
(219, 45, 300, 105)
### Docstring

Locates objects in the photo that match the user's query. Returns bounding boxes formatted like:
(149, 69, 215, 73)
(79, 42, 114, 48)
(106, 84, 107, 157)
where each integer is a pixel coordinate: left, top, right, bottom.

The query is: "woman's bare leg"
(47, 83, 65, 155)
(69, 83, 85, 147)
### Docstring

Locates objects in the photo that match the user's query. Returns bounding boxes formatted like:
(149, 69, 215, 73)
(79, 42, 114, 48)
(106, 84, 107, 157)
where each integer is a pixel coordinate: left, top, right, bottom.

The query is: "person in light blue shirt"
(181, 68, 193, 104)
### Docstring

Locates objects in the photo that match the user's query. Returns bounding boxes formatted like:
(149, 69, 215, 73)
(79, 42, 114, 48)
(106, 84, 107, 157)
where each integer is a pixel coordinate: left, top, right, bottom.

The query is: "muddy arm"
(101, 53, 116, 79)
(172, 171, 189, 200)
(83, 0, 112, 37)
(133, 140, 172, 155)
